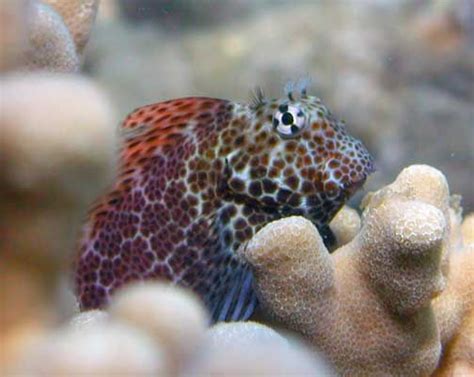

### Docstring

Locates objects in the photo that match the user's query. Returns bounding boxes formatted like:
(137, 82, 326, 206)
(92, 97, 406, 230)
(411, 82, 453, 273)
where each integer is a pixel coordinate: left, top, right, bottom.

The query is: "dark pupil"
(281, 112, 294, 125)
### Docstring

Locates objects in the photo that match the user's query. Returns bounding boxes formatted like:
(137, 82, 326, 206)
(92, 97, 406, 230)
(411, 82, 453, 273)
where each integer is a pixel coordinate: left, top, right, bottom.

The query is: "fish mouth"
(344, 177, 367, 197)
(342, 159, 375, 198)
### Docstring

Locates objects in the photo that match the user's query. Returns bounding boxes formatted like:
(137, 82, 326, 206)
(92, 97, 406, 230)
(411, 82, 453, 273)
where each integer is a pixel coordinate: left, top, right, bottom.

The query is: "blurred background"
(1, 0, 473, 371)
(89, 0, 473, 207)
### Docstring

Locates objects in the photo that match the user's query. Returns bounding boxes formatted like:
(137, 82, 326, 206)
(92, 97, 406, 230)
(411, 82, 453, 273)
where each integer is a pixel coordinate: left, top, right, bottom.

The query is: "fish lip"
(345, 177, 366, 196)
(343, 162, 375, 197)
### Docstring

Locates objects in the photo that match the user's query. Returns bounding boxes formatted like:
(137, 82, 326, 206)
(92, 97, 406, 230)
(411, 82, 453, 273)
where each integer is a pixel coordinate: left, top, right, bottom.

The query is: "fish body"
(74, 88, 374, 321)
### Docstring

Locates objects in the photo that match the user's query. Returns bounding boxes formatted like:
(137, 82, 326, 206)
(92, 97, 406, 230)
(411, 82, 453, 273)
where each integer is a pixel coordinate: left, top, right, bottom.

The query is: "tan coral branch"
(240, 165, 473, 376)
(42, 0, 99, 55)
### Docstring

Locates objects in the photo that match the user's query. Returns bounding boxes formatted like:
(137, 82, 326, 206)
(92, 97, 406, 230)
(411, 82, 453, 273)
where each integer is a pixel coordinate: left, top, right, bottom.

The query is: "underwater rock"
(240, 164, 473, 375)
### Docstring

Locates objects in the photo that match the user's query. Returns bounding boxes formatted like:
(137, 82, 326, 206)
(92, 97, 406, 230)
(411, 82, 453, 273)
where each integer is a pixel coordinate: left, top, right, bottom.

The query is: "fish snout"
(323, 139, 374, 198)
(343, 140, 375, 195)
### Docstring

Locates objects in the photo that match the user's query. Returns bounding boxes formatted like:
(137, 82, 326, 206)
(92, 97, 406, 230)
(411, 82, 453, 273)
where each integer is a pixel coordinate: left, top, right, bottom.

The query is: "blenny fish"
(74, 84, 374, 321)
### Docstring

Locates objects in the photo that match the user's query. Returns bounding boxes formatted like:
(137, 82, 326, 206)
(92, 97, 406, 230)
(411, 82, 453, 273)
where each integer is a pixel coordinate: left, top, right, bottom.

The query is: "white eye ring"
(273, 104, 306, 138)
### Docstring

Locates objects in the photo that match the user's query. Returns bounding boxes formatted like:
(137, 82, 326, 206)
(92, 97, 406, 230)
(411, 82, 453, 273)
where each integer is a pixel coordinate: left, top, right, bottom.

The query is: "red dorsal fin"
(119, 97, 230, 164)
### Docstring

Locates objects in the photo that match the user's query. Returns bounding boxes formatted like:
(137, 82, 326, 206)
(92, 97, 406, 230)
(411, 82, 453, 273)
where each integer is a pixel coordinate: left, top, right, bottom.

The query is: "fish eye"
(272, 104, 306, 138)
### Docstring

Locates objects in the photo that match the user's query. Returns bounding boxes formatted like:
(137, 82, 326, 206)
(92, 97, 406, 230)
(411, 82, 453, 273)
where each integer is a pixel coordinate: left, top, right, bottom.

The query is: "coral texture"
(15, 321, 167, 376)
(42, 0, 99, 55)
(432, 214, 474, 375)
(184, 321, 334, 376)
(240, 164, 473, 375)
(0, 0, 99, 72)
(462, 213, 474, 244)
(25, 1, 79, 72)
(109, 282, 208, 375)
(8, 282, 333, 376)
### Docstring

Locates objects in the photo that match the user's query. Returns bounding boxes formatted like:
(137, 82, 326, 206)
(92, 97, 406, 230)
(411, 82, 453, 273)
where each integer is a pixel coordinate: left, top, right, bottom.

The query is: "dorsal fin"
(119, 97, 231, 164)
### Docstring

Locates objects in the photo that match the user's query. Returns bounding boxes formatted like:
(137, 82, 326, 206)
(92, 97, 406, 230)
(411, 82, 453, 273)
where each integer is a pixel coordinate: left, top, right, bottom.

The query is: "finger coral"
(184, 321, 334, 376)
(0, 0, 99, 72)
(432, 213, 474, 375)
(0, 72, 117, 365)
(1, 73, 116, 191)
(109, 282, 209, 375)
(14, 321, 167, 376)
(8, 282, 332, 376)
(26, 1, 80, 72)
(240, 164, 473, 375)
(42, 0, 99, 55)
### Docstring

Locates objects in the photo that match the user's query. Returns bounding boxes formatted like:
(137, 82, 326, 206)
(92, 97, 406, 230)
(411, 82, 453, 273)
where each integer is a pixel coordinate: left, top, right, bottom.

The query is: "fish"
(74, 83, 374, 322)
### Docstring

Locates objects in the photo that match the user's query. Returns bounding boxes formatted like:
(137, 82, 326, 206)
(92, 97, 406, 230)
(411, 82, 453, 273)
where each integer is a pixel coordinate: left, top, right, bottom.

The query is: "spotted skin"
(74, 93, 374, 321)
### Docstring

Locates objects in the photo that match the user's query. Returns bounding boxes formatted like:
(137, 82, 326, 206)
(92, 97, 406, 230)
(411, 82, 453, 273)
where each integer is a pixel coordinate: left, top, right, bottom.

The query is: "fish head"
(224, 93, 375, 226)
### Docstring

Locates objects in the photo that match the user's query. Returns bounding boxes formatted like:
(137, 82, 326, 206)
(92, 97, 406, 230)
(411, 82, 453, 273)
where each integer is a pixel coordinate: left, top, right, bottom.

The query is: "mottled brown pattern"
(74, 93, 374, 321)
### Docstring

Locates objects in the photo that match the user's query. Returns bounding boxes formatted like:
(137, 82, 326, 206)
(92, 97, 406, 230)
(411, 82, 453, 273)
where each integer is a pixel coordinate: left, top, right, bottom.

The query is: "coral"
(7, 283, 332, 376)
(432, 235, 474, 374)
(240, 164, 473, 375)
(6, 165, 471, 375)
(184, 322, 334, 376)
(329, 205, 361, 247)
(0, 72, 116, 263)
(0, 75, 115, 188)
(0, 72, 117, 366)
(1, 73, 116, 191)
(42, 0, 99, 55)
(13, 321, 167, 376)
(109, 282, 208, 375)
(0, 0, 99, 72)
(69, 309, 109, 330)
(25, 1, 79, 72)
(7, 282, 332, 376)
(0, 0, 29, 72)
